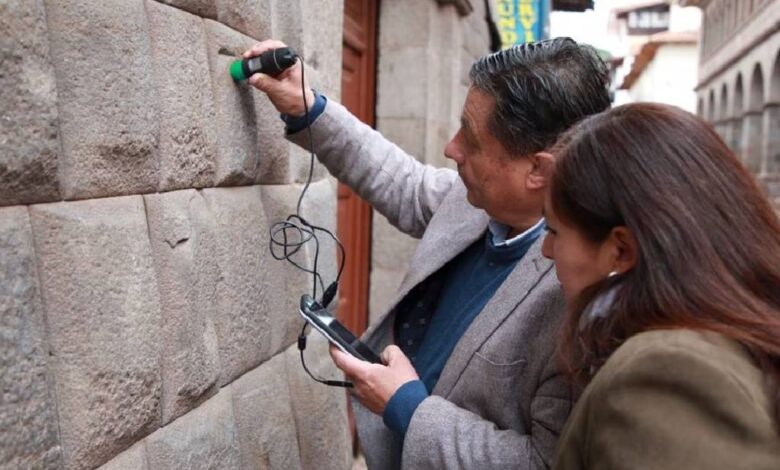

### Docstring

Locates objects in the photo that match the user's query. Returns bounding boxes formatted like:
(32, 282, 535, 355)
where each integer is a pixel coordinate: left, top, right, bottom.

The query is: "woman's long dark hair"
(550, 103, 780, 425)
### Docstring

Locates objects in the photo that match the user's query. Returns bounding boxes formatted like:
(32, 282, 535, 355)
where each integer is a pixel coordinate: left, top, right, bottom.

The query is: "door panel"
(338, 0, 376, 337)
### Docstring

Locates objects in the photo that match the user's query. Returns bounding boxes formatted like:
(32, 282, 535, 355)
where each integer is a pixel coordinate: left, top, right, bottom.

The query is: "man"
(246, 37, 610, 468)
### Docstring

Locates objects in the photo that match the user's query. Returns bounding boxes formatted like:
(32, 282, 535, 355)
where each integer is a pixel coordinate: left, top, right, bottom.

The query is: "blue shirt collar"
(487, 218, 545, 248)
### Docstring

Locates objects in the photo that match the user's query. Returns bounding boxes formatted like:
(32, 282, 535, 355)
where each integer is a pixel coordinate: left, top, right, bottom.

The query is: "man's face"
(444, 88, 533, 219)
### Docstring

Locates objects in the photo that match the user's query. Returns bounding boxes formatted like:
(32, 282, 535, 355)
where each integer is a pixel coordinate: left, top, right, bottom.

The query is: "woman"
(542, 103, 780, 469)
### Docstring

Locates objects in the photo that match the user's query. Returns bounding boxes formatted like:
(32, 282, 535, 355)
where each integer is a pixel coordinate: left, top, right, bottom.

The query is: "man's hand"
(242, 39, 316, 117)
(330, 345, 420, 415)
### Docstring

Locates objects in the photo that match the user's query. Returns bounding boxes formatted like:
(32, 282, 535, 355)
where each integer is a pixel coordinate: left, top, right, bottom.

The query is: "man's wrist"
(382, 379, 428, 436)
(281, 90, 327, 134)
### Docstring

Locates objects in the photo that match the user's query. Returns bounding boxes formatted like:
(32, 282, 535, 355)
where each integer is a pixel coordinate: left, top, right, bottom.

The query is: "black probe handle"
(242, 47, 298, 78)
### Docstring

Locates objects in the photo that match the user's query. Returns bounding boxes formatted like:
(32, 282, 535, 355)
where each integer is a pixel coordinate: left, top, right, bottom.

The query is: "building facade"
(686, 0, 780, 208)
(606, 1, 702, 110)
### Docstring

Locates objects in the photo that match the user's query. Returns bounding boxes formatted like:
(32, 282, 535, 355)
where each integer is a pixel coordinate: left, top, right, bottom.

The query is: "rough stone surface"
(271, 0, 303, 55)
(264, 178, 340, 287)
(0, 207, 62, 469)
(146, 388, 240, 469)
(284, 336, 352, 470)
(0, 0, 61, 206)
(146, 0, 217, 192)
(216, 0, 273, 40)
(97, 443, 148, 470)
(378, 0, 429, 49)
(144, 189, 221, 425)
(376, 46, 429, 119)
(231, 353, 302, 470)
(301, 0, 344, 100)
(29, 196, 162, 469)
(44, 0, 159, 201)
(154, 0, 217, 19)
(204, 19, 291, 186)
(200, 186, 298, 385)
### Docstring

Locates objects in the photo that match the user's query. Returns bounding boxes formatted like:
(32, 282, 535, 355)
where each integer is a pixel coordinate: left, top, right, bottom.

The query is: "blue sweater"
(384, 220, 545, 436)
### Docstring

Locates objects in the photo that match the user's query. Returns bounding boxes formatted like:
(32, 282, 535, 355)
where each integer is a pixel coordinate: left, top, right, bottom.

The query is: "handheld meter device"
(298, 294, 381, 364)
(230, 47, 298, 81)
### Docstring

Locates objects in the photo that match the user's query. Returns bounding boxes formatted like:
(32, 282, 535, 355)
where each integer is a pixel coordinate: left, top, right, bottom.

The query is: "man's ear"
(526, 151, 554, 191)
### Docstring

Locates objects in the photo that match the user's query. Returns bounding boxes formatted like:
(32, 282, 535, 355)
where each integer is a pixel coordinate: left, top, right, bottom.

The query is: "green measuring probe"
(230, 47, 298, 81)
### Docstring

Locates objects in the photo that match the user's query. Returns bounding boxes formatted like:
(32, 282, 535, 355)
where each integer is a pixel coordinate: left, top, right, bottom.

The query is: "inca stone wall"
(370, 0, 492, 322)
(1, 0, 351, 469)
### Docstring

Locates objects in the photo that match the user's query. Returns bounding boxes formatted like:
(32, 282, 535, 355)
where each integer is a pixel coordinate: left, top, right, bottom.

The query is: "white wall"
(628, 42, 700, 112)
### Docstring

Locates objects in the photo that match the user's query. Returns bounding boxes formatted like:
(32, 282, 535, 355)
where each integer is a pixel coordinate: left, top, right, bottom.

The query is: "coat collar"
(362, 184, 489, 350)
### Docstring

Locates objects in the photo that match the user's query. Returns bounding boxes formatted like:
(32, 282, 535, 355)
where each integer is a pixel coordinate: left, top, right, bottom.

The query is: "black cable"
(267, 54, 350, 388)
(268, 55, 346, 302)
(297, 323, 353, 388)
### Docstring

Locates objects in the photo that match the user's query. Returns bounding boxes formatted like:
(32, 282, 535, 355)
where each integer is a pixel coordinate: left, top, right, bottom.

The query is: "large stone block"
(146, 1, 217, 192)
(204, 19, 291, 186)
(201, 186, 300, 385)
(154, 0, 217, 19)
(44, 0, 159, 200)
(145, 388, 241, 469)
(271, 0, 303, 55)
(97, 443, 148, 470)
(301, 0, 344, 99)
(29, 196, 162, 469)
(378, 0, 430, 49)
(284, 336, 352, 470)
(0, 0, 60, 206)
(231, 352, 302, 470)
(216, 0, 273, 40)
(376, 46, 429, 119)
(263, 178, 339, 288)
(144, 190, 221, 425)
(0, 207, 62, 469)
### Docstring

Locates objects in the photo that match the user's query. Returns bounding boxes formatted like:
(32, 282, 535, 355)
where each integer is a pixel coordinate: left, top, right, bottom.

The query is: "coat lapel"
(361, 184, 490, 350)
(432, 238, 554, 397)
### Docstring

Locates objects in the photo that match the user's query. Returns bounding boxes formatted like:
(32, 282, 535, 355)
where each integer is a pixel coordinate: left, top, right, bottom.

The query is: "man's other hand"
(330, 345, 420, 415)
(242, 39, 316, 117)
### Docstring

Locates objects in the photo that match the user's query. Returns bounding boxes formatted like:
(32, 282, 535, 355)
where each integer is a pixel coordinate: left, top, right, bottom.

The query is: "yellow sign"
(495, 0, 546, 48)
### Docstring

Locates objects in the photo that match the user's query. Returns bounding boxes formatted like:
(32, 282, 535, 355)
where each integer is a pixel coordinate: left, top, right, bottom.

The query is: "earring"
(608, 271, 619, 278)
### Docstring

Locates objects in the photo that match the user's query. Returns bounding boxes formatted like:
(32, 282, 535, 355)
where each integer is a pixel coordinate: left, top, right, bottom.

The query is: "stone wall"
(369, 0, 492, 323)
(1, 0, 352, 469)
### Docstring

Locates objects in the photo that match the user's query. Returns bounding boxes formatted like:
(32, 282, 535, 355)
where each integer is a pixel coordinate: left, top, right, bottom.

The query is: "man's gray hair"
(470, 37, 611, 156)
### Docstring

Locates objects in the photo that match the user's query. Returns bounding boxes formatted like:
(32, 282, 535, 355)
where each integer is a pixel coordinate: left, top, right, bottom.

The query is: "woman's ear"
(526, 151, 555, 191)
(609, 226, 638, 274)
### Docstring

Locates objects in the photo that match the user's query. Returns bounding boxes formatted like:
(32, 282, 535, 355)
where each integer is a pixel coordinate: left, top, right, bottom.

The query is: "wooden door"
(339, 0, 376, 336)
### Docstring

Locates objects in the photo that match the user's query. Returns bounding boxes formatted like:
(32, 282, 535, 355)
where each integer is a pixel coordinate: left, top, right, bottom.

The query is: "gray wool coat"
(288, 100, 573, 470)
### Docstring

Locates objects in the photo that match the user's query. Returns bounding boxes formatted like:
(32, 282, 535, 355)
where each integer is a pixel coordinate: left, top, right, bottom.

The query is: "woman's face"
(541, 196, 617, 302)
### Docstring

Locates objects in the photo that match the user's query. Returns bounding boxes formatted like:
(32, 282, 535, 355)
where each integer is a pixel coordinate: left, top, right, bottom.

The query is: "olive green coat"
(553, 329, 780, 470)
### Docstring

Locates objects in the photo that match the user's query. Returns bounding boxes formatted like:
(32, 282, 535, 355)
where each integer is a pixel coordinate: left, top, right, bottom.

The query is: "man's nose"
(444, 139, 464, 164)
